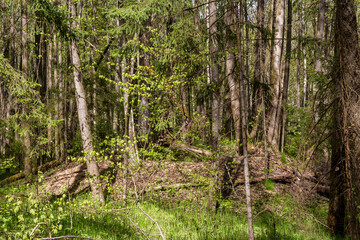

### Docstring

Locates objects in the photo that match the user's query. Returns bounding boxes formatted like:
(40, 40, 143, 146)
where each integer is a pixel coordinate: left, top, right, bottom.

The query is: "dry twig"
(30, 222, 52, 239)
(138, 206, 166, 240)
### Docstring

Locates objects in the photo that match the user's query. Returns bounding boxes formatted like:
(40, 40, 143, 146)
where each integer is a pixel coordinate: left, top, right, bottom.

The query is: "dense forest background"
(0, 0, 360, 239)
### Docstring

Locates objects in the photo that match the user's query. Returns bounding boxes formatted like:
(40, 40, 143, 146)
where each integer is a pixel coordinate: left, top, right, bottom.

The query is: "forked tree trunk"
(69, 0, 104, 203)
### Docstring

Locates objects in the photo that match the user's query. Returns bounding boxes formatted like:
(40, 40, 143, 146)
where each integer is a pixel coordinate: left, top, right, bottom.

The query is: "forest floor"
(0, 145, 332, 239)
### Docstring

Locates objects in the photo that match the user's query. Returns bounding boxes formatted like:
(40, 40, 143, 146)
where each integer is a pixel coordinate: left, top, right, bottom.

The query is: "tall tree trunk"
(250, 0, 265, 141)
(301, 6, 308, 107)
(21, 0, 32, 178)
(267, 0, 285, 150)
(209, 0, 220, 152)
(280, 0, 292, 152)
(236, 2, 254, 239)
(58, 41, 66, 161)
(54, 34, 60, 160)
(47, 29, 53, 159)
(328, 0, 360, 238)
(315, 0, 325, 73)
(69, 0, 105, 203)
(113, 12, 121, 134)
(225, 1, 241, 155)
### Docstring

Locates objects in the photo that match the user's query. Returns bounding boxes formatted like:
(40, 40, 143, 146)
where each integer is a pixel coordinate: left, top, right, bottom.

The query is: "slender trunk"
(21, 0, 32, 178)
(69, 0, 104, 203)
(113, 16, 121, 134)
(225, 2, 241, 155)
(129, 50, 139, 163)
(267, 0, 285, 150)
(58, 41, 66, 161)
(250, 0, 265, 140)
(54, 34, 60, 160)
(236, 2, 254, 239)
(47, 30, 53, 159)
(138, 61, 150, 141)
(315, 0, 325, 73)
(209, 0, 220, 152)
(243, 0, 250, 124)
(313, 0, 326, 122)
(280, 0, 292, 152)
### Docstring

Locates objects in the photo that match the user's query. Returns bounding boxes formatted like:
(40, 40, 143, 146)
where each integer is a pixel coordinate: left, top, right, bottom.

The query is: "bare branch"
(30, 222, 52, 239)
(138, 207, 166, 240)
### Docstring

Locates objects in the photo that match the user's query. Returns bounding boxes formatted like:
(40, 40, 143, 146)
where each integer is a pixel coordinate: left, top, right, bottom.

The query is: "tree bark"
(225, 1, 241, 156)
(21, 0, 32, 178)
(236, 2, 254, 239)
(329, 0, 360, 238)
(250, 0, 265, 141)
(69, 0, 105, 203)
(209, 0, 220, 152)
(267, 0, 285, 150)
(280, 0, 292, 152)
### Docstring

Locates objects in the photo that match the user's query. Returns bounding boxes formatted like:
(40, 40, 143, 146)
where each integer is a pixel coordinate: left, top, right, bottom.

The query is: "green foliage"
(0, 178, 333, 240)
(0, 184, 68, 239)
(265, 179, 275, 190)
(281, 153, 287, 164)
(31, 0, 73, 39)
(0, 55, 48, 170)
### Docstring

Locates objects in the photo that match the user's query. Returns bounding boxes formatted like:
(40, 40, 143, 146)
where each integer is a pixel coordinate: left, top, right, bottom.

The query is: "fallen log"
(235, 173, 294, 187)
(143, 183, 206, 193)
(0, 160, 62, 186)
(171, 142, 213, 157)
(170, 142, 245, 164)
(143, 173, 294, 194)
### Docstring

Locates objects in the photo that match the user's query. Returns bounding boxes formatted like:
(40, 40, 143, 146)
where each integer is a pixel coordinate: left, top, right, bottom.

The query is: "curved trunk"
(69, 0, 104, 203)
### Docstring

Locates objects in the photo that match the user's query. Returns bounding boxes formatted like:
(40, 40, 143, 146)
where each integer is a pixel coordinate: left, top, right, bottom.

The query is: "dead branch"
(138, 207, 166, 240)
(235, 173, 294, 187)
(171, 142, 213, 158)
(144, 183, 206, 193)
(30, 222, 52, 239)
(128, 217, 151, 240)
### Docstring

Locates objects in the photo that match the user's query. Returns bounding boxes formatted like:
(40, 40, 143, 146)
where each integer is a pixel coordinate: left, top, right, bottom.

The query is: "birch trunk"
(267, 0, 285, 150)
(69, 0, 104, 203)
(236, 2, 254, 239)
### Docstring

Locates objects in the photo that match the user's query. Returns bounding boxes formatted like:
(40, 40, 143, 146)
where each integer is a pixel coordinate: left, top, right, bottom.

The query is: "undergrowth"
(0, 182, 333, 240)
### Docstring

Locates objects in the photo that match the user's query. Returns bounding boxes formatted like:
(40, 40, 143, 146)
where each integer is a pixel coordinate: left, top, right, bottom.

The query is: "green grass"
(0, 183, 334, 240)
